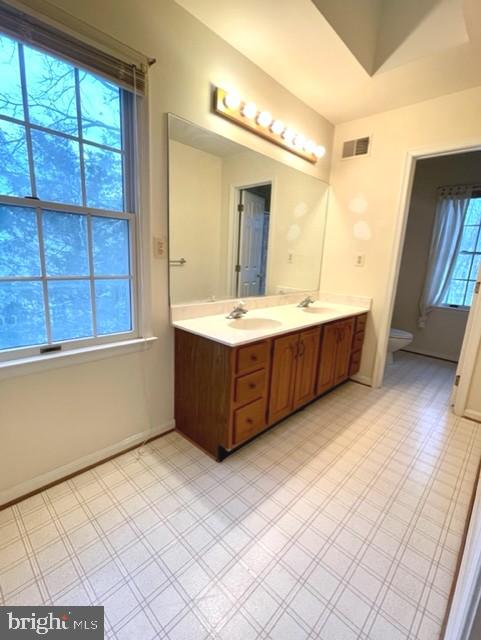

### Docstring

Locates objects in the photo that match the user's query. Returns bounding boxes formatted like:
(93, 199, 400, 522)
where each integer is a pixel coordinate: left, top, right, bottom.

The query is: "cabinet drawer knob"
(248, 382, 256, 389)
(246, 417, 254, 424)
(250, 354, 258, 361)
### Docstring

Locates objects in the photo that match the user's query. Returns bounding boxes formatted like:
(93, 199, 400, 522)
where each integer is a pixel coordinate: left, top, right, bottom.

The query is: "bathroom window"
(0, 33, 139, 360)
(442, 197, 481, 308)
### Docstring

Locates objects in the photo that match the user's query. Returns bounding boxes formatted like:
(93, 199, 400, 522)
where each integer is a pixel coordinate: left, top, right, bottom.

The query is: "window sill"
(433, 305, 470, 313)
(0, 337, 158, 381)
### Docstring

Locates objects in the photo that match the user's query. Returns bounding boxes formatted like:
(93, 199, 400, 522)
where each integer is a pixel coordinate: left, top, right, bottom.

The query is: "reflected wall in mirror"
(168, 114, 329, 305)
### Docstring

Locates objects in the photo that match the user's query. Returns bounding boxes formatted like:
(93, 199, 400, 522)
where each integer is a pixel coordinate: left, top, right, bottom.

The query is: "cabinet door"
(293, 328, 320, 409)
(317, 322, 339, 395)
(268, 333, 298, 424)
(334, 318, 355, 385)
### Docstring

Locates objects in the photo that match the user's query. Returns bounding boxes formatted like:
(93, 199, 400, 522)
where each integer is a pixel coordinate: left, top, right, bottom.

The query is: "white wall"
(392, 153, 481, 362)
(322, 85, 481, 413)
(169, 141, 222, 304)
(0, 0, 333, 503)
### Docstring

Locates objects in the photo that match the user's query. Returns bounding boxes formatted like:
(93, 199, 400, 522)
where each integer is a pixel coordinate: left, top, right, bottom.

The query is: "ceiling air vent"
(342, 136, 370, 159)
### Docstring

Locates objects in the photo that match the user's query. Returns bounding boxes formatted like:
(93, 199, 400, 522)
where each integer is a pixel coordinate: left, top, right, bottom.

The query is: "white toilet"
(387, 328, 413, 364)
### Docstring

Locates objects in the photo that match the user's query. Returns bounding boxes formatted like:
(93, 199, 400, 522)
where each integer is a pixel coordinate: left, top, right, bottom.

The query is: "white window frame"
(0, 36, 142, 363)
(438, 194, 481, 311)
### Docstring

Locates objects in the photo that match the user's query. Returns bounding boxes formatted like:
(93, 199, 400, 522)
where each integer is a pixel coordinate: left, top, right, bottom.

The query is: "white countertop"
(172, 302, 368, 347)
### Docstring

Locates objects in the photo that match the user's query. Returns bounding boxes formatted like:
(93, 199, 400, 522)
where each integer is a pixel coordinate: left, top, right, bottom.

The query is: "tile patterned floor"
(1, 352, 481, 639)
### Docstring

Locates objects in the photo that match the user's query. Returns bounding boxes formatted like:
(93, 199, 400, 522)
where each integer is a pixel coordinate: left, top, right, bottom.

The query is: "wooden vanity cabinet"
(350, 313, 367, 376)
(268, 328, 320, 425)
(317, 318, 355, 395)
(175, 312, 366, 460)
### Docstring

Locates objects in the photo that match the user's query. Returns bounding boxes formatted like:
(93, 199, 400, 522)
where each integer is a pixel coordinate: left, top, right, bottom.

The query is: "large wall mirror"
(168, 114, 329, 305)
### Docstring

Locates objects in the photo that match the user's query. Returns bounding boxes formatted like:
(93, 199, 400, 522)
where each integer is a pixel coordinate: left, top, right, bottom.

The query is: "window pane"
(465, 281, 476, 306)
(460, 226, 477, 253)
(466, 199, 481, 226)
(470, 253, 481, 280)
(0, 281, 46, 350)
(48, 280, 92, 341)
(79, 72, 121, 148)
(444, 280, 466, 306)
(0, 120, 30, 197)
(92, 217, 129, 275)
(453, 253, 471, 280)
(42, 211, 89, 276)
(0, 34, 24, 120)
(31, 129, 81, 205)
(95, 279, 131, 335)
(0, 205, 40, 276)
(24, 46, 77, 135)
(84, 145, 123, 211)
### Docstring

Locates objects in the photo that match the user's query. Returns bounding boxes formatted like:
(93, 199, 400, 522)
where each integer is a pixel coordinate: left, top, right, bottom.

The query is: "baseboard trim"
(350, 374, 373, 387)
(464, 410, 481, 424)
(0, 421, 175, 509)
(401, 347, 458, 364)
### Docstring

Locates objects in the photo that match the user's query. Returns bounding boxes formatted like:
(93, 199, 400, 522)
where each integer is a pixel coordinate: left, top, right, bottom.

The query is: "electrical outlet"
(354, 253, 365, 267)
(153, 236, 165, 258)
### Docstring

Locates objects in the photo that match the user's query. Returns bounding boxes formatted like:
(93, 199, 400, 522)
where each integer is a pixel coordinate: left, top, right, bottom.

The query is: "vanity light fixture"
(257, 110, 272, 128)
(223, 92, 241, 110)
(214, 86, 326, 164)
(241, 101, 257, 119)
(282, 127, 296, 144)
(271, 119, 284, 135)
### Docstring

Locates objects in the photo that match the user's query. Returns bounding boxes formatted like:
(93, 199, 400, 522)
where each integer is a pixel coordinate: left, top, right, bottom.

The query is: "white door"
(238, 191, 266, 297)
(453, 260, 481, 413)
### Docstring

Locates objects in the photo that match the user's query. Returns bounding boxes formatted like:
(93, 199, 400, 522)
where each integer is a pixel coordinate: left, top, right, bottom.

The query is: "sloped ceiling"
(313, 0, 468, 74)
(175, 0, 481, 123)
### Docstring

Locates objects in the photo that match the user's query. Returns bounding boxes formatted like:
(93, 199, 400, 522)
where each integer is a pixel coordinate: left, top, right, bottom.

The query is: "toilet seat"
(390, 328, 413, 340)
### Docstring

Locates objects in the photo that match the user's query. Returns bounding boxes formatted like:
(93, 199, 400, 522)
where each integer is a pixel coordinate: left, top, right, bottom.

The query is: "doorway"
(383, 150, 481, 409)
(234, 183, 271, 298)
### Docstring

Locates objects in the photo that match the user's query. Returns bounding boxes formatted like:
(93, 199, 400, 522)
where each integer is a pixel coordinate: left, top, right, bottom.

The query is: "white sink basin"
(228, 318, 282, 330)
(302, 306, 332, 314)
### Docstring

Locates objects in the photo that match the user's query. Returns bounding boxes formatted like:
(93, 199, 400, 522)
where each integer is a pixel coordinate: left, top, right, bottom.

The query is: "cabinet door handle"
(299, 340, 305, 357)
(290, 342, 298, 359)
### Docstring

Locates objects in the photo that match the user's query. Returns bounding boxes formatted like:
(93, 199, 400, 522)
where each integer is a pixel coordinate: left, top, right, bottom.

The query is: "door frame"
(226, 178, 276, 298)
(372, 139, 481, 414)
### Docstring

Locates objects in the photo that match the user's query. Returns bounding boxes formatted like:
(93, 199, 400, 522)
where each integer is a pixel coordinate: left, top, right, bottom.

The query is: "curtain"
(418, 185, 472, 328)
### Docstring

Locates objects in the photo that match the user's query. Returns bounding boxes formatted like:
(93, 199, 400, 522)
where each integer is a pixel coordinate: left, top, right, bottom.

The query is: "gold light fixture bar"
(213, 87, 326, 164)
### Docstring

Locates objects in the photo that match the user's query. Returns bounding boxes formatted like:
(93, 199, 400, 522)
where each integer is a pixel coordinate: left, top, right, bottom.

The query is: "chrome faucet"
(297, 296, 316, 308)
(226, 301, 248, 319)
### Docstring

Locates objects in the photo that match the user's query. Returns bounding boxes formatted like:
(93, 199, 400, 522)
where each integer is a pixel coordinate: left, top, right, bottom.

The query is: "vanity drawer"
(355, 314, 367, 333)
(233, 397, 266, 444)
(234, 369, 267, 406)
(352, 331, 365, 352)
(236, 341, 269, 375)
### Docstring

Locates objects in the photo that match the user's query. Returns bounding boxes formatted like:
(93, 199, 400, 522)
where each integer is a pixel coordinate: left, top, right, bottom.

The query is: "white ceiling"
(175, 0, 481, 124)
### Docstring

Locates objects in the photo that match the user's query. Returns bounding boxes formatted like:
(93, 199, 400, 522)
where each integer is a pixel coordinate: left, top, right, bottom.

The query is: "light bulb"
(257, 111, 272, 128)
(224, 92, 241, 110)
(304, 139, 316, 154)
(282, 127, 296, 144)
(270, 119, 284, 135)
(314, 145, 326, 158)
(294, 134, 306, 149)
(241, 102, 257, 119)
